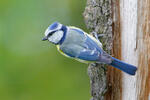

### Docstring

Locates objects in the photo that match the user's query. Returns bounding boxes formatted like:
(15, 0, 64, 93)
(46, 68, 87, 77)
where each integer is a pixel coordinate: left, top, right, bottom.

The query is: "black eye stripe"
(48, 33, 52, 37)
(47, 26, 65, 38)
(48, 31, 56, 37)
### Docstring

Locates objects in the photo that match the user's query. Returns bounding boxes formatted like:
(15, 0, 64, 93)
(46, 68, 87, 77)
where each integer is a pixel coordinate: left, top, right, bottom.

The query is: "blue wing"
(60, 28, 103, 61)
(77, 35, 102, 61)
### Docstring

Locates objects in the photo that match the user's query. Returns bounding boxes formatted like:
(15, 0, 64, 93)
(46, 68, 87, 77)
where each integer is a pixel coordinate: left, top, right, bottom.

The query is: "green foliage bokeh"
(0, 0, 90, 100)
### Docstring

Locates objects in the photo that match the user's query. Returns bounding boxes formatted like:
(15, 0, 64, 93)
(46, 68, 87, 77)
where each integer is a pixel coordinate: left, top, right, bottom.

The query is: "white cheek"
(48, 31, 64, 43)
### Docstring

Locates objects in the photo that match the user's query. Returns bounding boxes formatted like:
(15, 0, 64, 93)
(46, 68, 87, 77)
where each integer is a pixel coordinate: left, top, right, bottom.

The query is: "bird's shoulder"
(67, 26, 85, 37)
(68, 26, 84, 33)
(68, 26, 102, 48)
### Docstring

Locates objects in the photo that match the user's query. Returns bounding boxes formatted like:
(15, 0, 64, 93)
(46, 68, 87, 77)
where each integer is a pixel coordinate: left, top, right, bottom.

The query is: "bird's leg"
(90, 63, 99, 67)
(98, 34, 105, 37)
(91, 32, 105, 42)
(91, 32, 105, 39)
(91, 31, 99, 40)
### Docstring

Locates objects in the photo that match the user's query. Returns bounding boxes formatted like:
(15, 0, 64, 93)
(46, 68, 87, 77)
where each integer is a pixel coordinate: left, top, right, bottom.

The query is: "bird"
(42, 22, 137, 75)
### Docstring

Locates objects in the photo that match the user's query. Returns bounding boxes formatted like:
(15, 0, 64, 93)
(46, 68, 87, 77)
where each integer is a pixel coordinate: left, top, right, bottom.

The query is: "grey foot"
(91, 32, 99, 40)
(91, 32, 105, 41)
(98, 34, 105, 37)
(90, 63, 99, 67)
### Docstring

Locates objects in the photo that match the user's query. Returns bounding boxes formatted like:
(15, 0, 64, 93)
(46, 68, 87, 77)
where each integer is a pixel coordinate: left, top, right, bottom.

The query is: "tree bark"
(83, 0, 150, 100)
(83, 0, 112, 100)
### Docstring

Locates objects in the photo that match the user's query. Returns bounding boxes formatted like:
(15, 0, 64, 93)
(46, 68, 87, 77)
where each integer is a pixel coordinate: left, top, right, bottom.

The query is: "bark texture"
(83, 0, 112, 100)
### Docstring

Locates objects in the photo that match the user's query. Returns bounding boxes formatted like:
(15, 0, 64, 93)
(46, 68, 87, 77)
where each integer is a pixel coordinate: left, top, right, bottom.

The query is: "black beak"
(42, 36, 48, 41)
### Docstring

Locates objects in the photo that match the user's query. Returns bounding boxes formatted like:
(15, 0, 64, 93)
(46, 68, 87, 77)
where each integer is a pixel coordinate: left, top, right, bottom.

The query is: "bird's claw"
(91, 32, 105, 40)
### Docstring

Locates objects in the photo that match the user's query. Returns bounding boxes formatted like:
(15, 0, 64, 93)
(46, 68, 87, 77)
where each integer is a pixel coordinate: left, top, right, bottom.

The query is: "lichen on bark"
(83, 0, 112, 100)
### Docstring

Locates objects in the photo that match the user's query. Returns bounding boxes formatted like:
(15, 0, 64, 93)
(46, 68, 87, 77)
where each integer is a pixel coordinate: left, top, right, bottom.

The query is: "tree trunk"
(83, 0, 150, 100)
(83, 0, 113, 100)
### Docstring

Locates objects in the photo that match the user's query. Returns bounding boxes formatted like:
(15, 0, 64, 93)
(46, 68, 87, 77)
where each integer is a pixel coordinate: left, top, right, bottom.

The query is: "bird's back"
(58, 27, 87, 58)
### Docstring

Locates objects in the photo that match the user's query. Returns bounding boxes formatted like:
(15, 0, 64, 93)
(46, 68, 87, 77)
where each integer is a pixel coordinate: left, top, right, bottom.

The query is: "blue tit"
(42, 22, 137, 75)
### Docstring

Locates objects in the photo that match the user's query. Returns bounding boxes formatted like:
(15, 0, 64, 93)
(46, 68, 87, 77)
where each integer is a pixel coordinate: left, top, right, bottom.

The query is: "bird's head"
(42, 22, 67, 44)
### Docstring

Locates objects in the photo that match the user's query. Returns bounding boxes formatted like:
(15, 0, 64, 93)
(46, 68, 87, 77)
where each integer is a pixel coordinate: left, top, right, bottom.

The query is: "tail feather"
(110, 57, 137, 75)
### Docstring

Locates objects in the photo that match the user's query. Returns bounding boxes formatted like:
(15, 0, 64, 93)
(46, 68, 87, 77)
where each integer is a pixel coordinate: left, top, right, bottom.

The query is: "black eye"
(48, 33, 52, 37)
(48, 34, 52, 37)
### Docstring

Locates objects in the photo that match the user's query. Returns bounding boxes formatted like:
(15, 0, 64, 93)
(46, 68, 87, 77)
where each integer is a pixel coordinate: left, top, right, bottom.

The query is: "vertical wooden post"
(136, 0, 150, 100)
(120, 0, 138, 99)
(84, 0, 150, 99)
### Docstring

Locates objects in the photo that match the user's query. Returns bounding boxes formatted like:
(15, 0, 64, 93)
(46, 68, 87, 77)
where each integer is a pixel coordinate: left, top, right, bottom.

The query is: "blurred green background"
(0, 0, 91, 100)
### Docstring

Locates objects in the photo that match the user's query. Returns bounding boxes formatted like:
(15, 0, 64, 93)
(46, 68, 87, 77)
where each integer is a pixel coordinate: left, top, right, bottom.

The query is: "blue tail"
(110, 57, 137, 75)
